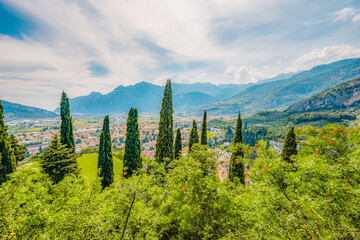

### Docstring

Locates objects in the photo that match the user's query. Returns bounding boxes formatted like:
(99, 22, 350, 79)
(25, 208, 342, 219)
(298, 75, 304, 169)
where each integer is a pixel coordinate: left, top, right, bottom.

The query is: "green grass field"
(76, 153, 123, 179)
(25, 153, 123, 180)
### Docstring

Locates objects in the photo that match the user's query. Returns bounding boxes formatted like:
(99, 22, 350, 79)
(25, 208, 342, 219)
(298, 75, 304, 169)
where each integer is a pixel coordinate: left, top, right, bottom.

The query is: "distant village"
(7, 117, 236, 180)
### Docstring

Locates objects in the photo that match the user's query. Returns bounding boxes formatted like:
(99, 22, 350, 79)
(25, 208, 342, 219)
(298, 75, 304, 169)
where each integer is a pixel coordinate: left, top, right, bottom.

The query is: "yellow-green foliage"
(77, 153, 123, 180)
(0, 124, 359, 239)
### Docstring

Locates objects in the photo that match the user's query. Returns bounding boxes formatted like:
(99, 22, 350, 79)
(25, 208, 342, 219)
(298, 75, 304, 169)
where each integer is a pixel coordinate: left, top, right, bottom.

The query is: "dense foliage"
(9, 134, 27, 165)
(1, 124, 359, 239)
(98, 116, 113, 188)
(174, 128, 182, 159)
(40, 135, 79, 183)
(201, 110, 207, 146)
(0, 100, 16, 184)
(228, 112, 245, 184)
(155, 80, 174, 165)
(124, 108, 142, 178)
(223, 126, 234, 143)
(188, 119, 199, 153)
(281, 127, 298, 162)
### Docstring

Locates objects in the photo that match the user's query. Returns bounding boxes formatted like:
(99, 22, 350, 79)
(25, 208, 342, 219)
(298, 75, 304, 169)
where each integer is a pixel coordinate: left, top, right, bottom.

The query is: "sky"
(0, 0, 360, 110)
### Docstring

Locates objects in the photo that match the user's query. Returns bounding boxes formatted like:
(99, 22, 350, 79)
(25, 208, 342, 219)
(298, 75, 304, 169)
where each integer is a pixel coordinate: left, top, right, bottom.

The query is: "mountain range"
(2, 57, 360, 120)
(66, 58, 360, 116)
(63, 82, 250, 114)
(287, 76, 360, 112)
(201, 58, 360, 116)
(237, 76, 360, 129)
(1, 100, 58, 121)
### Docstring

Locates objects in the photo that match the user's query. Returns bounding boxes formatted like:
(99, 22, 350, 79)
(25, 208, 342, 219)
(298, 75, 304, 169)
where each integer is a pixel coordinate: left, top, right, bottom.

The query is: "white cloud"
(353, 14, 360, 22)
(0, 0, 360, 110)
(332, 7, 360, 22)
(287, 45, 360, 72)
(153, 73, 175, 86)
(223, 65, 270, 84)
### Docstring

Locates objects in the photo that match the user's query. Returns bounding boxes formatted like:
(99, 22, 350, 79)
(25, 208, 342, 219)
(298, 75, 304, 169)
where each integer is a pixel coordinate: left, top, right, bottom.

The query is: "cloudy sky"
(0, 0, 360, 110)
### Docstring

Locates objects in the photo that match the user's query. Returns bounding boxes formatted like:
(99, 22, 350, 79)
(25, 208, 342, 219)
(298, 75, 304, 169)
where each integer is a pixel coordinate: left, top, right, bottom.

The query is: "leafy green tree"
(201, 110, 207, 146)
(60, 91, 75, 150)
(228, 111, 245, 184)
(281, 127, 297, 163)
(124, 108, 142, 178)
(40, 135, 79, 183)
(188, 120, 199, 153)
(98, 116, 113, 188)
(174, 128, 182, 159)
(9, 134, 27, 165)
(0, 124, 359, 239)
(155, 79, 174, 164)
(0, 100, 16, 184)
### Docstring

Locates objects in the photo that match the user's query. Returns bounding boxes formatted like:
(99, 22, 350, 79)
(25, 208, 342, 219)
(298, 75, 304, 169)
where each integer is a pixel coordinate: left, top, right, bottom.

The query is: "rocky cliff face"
(287, 77, 360, 112)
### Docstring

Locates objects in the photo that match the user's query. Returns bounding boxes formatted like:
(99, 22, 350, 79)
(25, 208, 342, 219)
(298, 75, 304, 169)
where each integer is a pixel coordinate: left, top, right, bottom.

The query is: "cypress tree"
(281, 127, 297, 163)
(98, 129, 104, 169)
(188, 119, 199, 153)
(40, 135, 79, 183)
(174, 128, 182, 159)
(124, 108, 142, 178)
(201, 110, 207, 146)
(155, 79, 174, 164)
(9, 134, 27, 165)
(0, 100, 16, 184)
(60, 91, 75, 150)
(98, 116, 113, 188)
(228, 111, 245, 184)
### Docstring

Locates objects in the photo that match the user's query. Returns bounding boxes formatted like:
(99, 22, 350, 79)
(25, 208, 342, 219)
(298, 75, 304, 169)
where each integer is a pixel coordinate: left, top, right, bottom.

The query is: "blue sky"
(0, 0, 360, 110)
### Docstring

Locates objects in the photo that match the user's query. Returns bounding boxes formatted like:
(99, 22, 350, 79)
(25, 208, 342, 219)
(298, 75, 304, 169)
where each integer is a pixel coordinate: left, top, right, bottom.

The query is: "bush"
(1, 125, 359, 239)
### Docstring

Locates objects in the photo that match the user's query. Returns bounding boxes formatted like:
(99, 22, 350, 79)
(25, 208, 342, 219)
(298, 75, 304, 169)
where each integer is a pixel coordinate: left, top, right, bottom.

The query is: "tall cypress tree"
(228, 111, 245, 184)
(98, 116, 113, 188)
(201, 110, 207, 146)
(281, 127, 297, 163)
(40, 135, 79, 183)
(174, 128, 182, 159)
(155, 79, 174, 164)
(98, 128, 105, 170)
(60, 91, 75, 150)
(0, 100, 16, 184)
(188, 119, 199, 153)
(124, 108, 142, 178)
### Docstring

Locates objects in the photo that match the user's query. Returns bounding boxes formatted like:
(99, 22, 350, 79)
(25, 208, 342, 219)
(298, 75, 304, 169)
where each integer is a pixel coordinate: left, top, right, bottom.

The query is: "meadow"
(76, 153, 123, 179)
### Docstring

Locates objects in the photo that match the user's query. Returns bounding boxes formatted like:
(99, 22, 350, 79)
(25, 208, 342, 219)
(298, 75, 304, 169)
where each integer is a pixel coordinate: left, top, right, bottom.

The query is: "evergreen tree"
(98, 116, 113, 188)
(0, 100, 16, 184)
(40, 135, 79, 183)
(155, 80, 174, 164)
(9, 134, 27, 165)
(124, 108, 142, 178)
(224, 126, 234, 143)
(281, 127, 298, 163)
(188, 120, 199, 153)
(201, 110, 207, 146)
(174, 128, 182, 159)
(60, 91, 75, 150)
(228, 112, 245, 184)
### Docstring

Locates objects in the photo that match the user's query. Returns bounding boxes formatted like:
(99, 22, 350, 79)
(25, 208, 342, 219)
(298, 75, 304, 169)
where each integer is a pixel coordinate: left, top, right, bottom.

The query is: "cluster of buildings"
(7, 117, 231, 162)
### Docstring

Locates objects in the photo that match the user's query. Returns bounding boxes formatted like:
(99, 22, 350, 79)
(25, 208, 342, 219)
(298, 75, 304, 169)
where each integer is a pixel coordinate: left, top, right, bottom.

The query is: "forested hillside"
(203, 58, 360, 116)
(288, 77, 360, 112)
